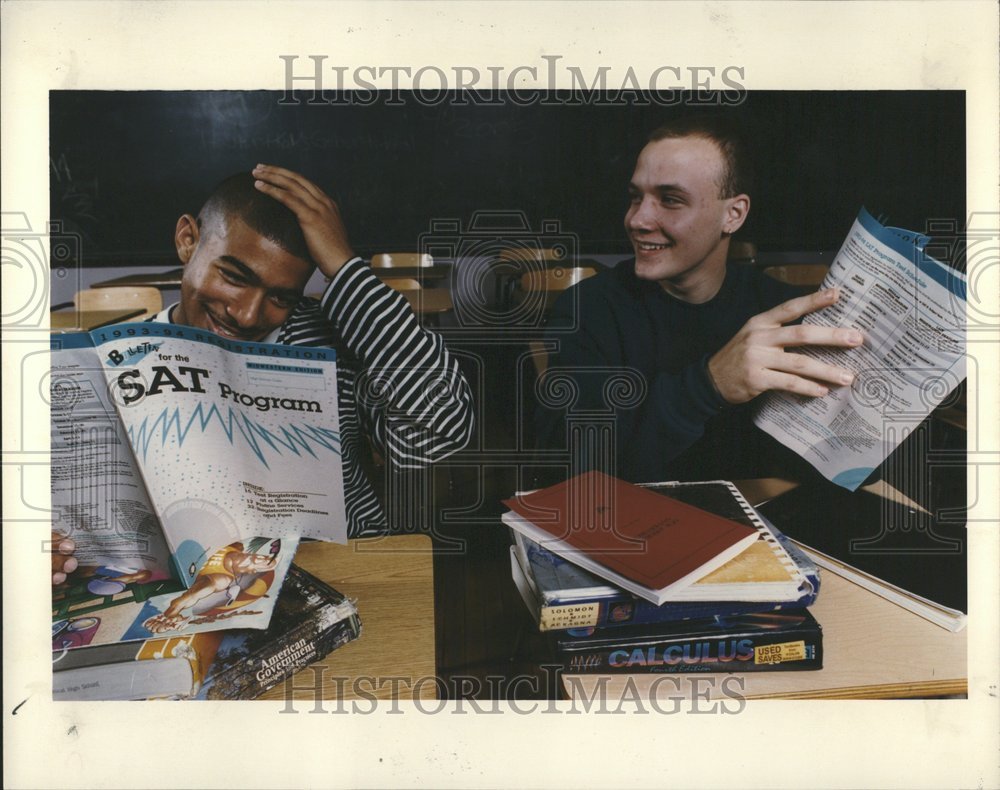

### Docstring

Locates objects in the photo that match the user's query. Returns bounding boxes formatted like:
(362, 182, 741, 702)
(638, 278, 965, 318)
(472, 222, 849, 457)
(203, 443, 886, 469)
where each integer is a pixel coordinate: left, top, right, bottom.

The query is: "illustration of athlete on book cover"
(52, 536, 297, 654)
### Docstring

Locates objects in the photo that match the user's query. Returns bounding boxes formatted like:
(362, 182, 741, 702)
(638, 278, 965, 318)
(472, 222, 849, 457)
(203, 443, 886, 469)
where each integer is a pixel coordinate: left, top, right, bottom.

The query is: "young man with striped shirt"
(156, 164, 474, 536)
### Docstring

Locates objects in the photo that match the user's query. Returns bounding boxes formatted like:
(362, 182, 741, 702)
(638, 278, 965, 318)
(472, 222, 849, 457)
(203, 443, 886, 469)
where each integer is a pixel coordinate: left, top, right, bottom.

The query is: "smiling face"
(173, 214, 314, 341)
(624, 135, 749, 303)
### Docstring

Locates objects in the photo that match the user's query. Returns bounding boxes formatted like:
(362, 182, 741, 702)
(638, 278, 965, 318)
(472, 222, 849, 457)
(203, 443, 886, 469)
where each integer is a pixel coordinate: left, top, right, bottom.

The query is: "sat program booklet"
(50, 323, 348, 645)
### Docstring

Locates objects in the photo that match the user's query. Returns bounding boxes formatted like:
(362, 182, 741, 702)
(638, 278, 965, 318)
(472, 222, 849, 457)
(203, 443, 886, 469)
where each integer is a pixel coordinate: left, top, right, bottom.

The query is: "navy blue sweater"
(535, 259, 817, 484)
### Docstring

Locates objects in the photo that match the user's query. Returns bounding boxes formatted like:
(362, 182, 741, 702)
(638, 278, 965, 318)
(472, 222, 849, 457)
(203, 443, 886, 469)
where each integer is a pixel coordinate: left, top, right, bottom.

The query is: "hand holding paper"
(708, 287, 862, 404)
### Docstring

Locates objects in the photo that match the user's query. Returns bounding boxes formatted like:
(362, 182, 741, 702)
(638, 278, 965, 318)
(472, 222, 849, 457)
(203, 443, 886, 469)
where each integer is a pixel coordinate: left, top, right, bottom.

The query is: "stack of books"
(502, 471, 824, 675)
(52, 564, 362, 701)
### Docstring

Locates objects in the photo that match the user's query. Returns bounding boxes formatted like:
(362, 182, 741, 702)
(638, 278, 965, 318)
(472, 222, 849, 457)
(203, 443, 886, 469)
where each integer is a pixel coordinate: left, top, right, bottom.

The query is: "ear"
(722, 194, 750, 235)
(174, 214, 200, 264)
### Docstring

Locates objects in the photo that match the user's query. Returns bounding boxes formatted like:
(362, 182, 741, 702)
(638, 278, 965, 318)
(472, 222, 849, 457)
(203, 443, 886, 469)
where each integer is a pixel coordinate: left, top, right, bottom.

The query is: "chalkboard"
(49, 90, 965, 266)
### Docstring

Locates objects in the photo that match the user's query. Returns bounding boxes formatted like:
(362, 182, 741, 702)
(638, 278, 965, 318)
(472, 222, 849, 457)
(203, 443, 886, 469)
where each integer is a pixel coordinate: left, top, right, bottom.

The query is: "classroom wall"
(50, 90, 965, 270)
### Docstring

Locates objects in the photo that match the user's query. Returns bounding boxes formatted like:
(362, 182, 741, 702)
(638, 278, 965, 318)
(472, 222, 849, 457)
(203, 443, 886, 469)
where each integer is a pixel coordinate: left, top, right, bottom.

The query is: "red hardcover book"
(501, 471, 759, 605)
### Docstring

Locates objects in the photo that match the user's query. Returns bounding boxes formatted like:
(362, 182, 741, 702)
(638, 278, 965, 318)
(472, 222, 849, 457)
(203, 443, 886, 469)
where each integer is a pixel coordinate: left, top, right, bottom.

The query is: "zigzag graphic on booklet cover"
(126, 403, 342, 468)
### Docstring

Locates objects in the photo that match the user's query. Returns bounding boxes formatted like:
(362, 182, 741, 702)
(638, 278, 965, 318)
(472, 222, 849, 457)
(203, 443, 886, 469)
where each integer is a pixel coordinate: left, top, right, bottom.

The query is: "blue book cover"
(556, 609, 823, 674)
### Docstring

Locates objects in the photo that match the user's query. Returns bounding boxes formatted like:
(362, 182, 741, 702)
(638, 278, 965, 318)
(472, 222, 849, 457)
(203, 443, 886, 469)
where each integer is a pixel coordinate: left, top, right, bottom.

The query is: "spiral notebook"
(757, 481, 966, 631)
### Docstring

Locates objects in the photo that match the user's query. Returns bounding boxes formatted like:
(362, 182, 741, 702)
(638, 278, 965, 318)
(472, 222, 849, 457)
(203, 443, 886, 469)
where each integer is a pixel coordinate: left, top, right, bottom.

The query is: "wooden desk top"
(50, 307, 145, 331)
(91, 268, 184, 288)
(372, 265, 450, 280)
(561, 559, 967, 701)
(258, 535, 437, 702)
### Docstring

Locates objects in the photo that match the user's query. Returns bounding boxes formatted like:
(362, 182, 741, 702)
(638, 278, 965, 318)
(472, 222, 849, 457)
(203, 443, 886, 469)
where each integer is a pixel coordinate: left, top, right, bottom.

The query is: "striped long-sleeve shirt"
(157, 258, 474, 536)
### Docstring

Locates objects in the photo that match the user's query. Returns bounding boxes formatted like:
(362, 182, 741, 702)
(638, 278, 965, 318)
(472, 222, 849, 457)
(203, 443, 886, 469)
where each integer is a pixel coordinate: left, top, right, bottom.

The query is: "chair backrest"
(380, 277, 422, 292)
(74, 286, 163, 319)
(499, 247, 566, 264)
(371, 253, 434, 268)
(761, 264, 830, 286)
(519, 266, 599, 293)
(382, 277, 453, 319)
(375, 258, 456, 320)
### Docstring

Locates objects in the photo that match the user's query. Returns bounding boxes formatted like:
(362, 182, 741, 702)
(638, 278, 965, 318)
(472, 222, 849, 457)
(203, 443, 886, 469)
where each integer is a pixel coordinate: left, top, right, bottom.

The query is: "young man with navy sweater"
(536, 117, 862, 484)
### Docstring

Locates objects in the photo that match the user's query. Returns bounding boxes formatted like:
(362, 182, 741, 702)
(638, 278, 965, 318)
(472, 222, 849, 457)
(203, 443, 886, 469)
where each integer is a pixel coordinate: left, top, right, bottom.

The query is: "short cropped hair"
(198, 173, 312, 262)
(647, 114, 753, 199)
